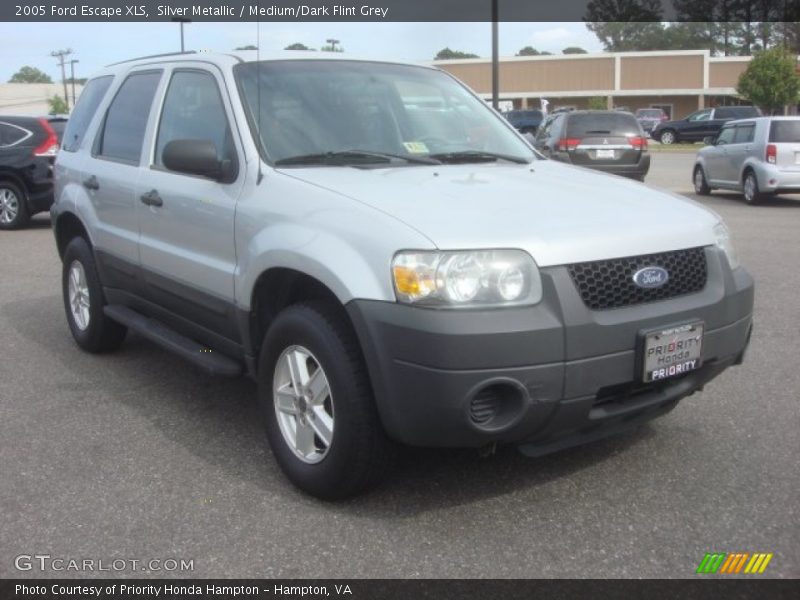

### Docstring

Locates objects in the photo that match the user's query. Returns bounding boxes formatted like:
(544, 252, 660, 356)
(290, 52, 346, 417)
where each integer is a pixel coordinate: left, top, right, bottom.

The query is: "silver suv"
(693, 117, 800, 204)
(52, 52, 754, 498)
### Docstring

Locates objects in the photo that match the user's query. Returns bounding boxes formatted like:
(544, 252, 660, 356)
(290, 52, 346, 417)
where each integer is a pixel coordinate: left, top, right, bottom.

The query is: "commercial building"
(434, 50, 798, 119)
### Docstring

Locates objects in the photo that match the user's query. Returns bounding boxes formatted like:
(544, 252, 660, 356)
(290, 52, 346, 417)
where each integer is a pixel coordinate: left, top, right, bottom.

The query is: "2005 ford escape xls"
(52, 52, 753, 498)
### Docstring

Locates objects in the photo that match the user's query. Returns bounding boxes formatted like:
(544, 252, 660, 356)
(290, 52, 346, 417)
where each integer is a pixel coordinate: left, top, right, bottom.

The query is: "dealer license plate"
(641, 322, 704, 382)
(596, 149, 615, 159)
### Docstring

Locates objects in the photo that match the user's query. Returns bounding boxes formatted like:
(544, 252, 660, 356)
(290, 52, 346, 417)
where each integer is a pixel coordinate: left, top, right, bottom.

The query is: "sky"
(0, 21, 602, 82)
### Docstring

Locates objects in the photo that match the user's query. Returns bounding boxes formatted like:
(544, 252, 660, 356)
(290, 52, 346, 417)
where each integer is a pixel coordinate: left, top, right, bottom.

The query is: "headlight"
(713, 222, 739, 270)
(392, 249, 542, 308)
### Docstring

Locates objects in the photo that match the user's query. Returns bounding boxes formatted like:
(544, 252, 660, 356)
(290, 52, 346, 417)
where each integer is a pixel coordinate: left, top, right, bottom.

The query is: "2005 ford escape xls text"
(52, 52, 754, 499)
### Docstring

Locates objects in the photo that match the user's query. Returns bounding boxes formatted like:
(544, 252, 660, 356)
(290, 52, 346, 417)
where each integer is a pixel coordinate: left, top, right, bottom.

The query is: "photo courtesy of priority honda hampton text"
(51, 51, 754, 498)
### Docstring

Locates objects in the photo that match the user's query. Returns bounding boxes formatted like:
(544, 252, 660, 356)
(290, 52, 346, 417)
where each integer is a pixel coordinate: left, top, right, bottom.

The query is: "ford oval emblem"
(633, 266, 669, 288)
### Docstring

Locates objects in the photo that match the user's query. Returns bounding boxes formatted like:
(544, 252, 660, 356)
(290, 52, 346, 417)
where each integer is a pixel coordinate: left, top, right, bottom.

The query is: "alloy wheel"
(67, 260, 91, 331)
(0, 187, 19, 225)
(273, 345, 334, 464)
(744, 174, 756, 203)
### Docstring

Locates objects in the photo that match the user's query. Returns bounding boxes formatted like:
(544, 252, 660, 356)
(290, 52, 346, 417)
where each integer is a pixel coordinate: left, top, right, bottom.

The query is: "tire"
(693, 166, 711, 195)
(62, 237, 127, 353)
(742, 170, 770, 205)
(258, 301, 389, 499)
(0, 180, 30, 230)
(659, 129, 677, 145)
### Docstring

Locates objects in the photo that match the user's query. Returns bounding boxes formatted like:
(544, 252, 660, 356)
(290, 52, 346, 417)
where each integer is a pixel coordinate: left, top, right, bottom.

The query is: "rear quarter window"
(566, 113, 641, 137)
(769, 121, 800, 143)
(0, 122, 31, 147)
(62, 76, 114, 152)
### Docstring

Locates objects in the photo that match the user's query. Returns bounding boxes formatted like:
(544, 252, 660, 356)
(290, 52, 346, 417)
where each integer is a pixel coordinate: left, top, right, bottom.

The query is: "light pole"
(491, 0, 499, 111)
(50, 48, 73, 112)
(326, 38, 340, 52)
(172, 17, 191, 52)
(69, 59, 79, 107)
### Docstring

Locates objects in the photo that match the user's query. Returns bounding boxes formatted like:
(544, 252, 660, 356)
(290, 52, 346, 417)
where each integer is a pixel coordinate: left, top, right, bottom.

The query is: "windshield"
(637, 109, 662, 118)
(234, 60, 534, 166)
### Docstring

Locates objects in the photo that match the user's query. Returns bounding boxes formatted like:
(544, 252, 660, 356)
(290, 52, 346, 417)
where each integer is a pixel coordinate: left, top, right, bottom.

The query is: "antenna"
(256, 1, 264, 185)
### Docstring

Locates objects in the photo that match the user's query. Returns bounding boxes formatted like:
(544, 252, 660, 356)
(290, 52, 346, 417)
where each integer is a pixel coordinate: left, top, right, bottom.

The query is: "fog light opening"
(468, 380, 527, 431)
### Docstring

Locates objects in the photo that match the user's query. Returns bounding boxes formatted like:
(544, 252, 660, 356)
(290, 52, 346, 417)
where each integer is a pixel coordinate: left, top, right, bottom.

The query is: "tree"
(234, 45, 258, 51)
(562, 46, 588, 54)
(587, 96, 608, 110)
(517, 46, 541, 56)
(736, 47, 800, 114)
(47, 95, 68, 115)
(434, 47, 478, 60)
(9, 66, 52, 84)
(321, 43, 344, 52)
(285, 43, 311, 50)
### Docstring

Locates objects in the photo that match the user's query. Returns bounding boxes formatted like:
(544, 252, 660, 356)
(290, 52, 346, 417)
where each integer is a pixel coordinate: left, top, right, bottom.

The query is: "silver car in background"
(693, 117, 800, 204)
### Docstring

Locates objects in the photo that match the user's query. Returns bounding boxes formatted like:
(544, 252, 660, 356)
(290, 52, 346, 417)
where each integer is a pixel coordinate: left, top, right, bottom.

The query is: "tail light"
(32, 119, 59, 157)
(556, 138, 581, 151)
(766, 144, 777, 164)
(629, 136, 648, 150)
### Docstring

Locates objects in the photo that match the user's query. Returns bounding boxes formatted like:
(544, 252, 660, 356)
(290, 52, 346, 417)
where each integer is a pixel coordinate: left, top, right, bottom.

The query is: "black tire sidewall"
(62, 237, 118, 351)
(0, 181, 29, 230)
(258, 304, 381, 499)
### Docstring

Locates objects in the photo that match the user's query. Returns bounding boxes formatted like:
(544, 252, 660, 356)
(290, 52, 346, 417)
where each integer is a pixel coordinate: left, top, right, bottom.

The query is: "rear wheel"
(62, 237, 127, 352)
(743, 170, 770, 205)
(693, 166, 711, 195)
(0, 181, 29, 230)
(659, 129, 677, 145)
(258, 301, 390, 499)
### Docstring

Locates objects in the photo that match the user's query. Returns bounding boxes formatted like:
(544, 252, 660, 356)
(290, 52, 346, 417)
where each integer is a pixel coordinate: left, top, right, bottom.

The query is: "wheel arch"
(0, 170, 28, 197)
(54, 211, 92, 260)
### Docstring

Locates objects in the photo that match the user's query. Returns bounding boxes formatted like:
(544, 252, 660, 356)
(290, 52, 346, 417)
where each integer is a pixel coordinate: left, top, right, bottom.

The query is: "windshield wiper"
(274, 150, 440, 167)
(428, 150, 530, 165)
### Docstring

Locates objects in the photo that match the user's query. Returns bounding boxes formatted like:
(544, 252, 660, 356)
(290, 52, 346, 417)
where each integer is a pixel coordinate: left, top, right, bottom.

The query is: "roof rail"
(105, 51, 197, 67)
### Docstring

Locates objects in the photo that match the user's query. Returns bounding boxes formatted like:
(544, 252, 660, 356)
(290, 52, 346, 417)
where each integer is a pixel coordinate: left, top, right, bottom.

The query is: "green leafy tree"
(9, 66, 52, 83)
(435, 47, 478, 60)
(234, 45, 258, 51)
(321, 43, 344, 52)
(517, 46, 541, 56)
(736, 47, 800, 114)
(47, 95, 68, 115)
(562, 46, 588, 54)
(584, 0, 666, 51)
(587, 96, 608, 110)
(285, 43, 312, 50)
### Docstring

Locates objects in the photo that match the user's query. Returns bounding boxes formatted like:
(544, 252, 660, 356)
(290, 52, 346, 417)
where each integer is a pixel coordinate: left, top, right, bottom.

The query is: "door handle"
(82, 175, 99, 191)
(140, 189, 163, 207)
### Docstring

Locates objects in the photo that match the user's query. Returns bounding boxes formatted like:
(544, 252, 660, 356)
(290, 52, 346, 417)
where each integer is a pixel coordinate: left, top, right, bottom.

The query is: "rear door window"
(62, 76, 113, 152)
(733, 123, 755, 144)
(566, 113, 640, 137)
(95, 70, 162, 163)
(769, 120, 800, 143)
(716, 126, 735, 145)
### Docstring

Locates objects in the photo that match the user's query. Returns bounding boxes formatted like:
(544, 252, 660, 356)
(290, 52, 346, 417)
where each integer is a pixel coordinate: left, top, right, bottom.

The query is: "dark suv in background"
(503, 109, 544, 135)
(0, 115, 64, 229)
(652, 106, 761, 145)
(533, 110, 650, 180)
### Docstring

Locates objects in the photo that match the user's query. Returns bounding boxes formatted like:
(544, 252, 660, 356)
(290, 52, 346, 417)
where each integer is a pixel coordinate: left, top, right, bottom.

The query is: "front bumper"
(347, 247, 753, 452)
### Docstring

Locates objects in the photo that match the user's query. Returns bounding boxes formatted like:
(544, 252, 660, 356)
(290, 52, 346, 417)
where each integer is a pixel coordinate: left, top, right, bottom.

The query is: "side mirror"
(162, 139, 232, 181)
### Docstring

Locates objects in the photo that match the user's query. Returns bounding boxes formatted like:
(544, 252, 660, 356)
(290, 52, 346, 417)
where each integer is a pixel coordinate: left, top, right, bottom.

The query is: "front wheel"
(659, 129, 677, 145)
(62, 237, 127, 352)
(258, 302, 390, 499)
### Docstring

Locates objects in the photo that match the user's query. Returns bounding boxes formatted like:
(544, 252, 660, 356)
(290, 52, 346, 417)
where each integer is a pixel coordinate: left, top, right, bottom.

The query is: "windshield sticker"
(403, 141, 430, 154)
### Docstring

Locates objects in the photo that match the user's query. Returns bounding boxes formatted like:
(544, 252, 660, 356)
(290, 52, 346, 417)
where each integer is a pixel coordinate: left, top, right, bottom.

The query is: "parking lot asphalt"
(1, 151, 798, 579)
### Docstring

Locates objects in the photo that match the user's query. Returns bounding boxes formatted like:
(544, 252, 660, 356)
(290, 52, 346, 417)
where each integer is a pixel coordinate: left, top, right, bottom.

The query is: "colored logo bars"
(696, 552, 773, 574)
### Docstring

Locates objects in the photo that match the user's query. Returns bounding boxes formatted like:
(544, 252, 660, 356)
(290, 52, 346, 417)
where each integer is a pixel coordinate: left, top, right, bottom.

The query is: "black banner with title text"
(2, 0, 799, 22)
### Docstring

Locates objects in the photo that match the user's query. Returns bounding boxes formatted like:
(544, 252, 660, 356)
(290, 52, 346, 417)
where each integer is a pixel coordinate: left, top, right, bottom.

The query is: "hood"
(278, 160, 720, 267)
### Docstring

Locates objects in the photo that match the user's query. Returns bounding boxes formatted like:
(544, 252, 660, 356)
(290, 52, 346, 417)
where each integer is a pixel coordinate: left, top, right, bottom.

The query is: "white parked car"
(693, 116, 800, 204)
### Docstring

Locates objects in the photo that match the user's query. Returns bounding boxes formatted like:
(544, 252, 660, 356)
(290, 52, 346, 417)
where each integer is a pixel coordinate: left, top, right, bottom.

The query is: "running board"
(103, 305, 242, 377)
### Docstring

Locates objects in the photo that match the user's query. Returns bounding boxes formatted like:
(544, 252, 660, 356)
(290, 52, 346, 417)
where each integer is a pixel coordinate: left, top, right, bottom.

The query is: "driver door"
(705, 125, 736, 186)
(136, 64, 245, 341)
